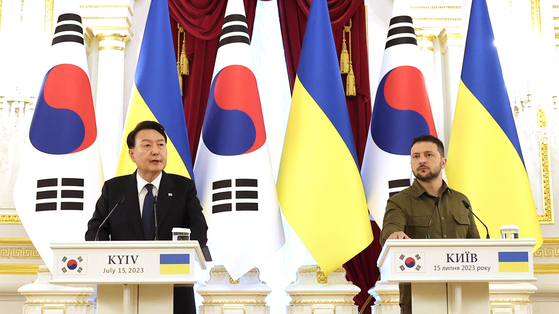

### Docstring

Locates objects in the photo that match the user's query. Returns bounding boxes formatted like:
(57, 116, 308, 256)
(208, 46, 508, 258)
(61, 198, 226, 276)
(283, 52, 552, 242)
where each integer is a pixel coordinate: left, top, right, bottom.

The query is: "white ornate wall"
(1, 0, 559, 313)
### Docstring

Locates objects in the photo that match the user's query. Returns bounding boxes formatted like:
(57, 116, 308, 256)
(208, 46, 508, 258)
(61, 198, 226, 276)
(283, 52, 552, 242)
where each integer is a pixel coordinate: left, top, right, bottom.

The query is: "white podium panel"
(49, 241, 207, 314)
(50, 241, 206, 284)
(378, 239, 536, 283)
(377, 239, 536, 314)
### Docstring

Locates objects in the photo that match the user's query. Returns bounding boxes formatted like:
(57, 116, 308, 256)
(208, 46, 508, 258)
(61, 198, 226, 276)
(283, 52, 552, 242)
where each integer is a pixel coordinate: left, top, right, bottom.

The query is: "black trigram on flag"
(52, 13, 84, 46)
(212, 178, 258, 214)
(36, 178, 84, 211)
(218, 13, 250, 48)
(385, 15, 417, 49)
(389, 178, 410, 197)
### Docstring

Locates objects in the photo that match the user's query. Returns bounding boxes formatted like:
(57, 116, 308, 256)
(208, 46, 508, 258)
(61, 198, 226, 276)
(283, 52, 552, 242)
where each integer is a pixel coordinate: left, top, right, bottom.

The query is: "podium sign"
(378, 238, 536, 283)
(50, 241, 206, 284)
(377, 239, 536, 314)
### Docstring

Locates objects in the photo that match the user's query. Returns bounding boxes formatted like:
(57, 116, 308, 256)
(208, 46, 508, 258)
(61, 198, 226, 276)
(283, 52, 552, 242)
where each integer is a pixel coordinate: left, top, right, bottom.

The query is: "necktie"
(142, 184, 155, 240)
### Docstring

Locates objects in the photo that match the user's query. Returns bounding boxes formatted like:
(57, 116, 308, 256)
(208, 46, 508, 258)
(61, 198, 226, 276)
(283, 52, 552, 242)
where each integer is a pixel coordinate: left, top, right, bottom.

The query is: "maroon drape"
(168, 0, 257, 161)
(277, 0, 370, 165)
(277, 1, 379, 313)
(344, 221, 383, 314)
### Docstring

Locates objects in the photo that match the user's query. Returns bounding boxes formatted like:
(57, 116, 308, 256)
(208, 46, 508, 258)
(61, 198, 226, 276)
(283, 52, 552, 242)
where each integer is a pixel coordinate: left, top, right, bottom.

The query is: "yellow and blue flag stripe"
(116, 0, 193, 178)
(160, 253, 190, 274)
(446, 0, 542, 250)
(498, 252, 529, 273)
(277, 0, 372, 275)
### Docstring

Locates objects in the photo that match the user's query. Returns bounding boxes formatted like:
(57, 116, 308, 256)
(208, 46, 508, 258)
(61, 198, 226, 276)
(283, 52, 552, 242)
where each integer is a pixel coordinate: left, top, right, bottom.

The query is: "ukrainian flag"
(276, 0, 373, 275)
(160, 253, 190, 274)
(116, 0, 193, 178)
(446, 0, 542, 250)
(498, 252, 529, 273)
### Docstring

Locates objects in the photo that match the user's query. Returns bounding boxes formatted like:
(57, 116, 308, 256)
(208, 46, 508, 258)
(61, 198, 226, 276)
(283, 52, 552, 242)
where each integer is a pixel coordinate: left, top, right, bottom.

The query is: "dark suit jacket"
(85, 171, 207, 245)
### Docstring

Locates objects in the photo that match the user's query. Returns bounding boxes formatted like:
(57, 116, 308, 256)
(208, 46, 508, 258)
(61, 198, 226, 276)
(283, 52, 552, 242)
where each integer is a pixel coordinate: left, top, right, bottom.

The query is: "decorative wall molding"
(534, 263, 559, 274)
(0, 247, 40, 259)
(45, 0, 54, 34)
(0, 263, 41, 275)
(0, 214, 21, 224)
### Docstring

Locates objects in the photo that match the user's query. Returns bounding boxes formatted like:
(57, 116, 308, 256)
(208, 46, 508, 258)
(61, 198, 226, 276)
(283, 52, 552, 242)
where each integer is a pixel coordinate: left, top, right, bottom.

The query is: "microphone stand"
(95, 195, 126, 241)
(462, 200, 490, 239)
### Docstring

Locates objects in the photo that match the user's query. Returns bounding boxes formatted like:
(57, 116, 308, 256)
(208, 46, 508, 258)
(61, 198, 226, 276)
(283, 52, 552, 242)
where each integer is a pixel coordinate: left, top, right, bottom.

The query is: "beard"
(414, 164, 442, 182)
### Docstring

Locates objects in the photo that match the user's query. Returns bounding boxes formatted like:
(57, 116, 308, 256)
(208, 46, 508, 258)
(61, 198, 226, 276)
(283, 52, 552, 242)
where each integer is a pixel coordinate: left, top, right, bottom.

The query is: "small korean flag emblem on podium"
(397, 253, 425, 272)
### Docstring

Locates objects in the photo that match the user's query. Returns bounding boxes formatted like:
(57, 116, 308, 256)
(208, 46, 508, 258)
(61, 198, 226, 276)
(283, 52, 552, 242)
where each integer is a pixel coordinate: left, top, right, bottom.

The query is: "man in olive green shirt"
(381, 135, 480, 314)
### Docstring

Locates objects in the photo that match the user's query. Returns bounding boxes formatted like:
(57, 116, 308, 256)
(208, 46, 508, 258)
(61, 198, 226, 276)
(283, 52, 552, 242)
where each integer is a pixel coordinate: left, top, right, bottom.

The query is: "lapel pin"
(168, 193, 173, 197)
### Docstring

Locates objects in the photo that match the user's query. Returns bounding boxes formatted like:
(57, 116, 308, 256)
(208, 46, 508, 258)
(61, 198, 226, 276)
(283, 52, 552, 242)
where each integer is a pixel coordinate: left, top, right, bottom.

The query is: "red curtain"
(168, 0, 381, 312)
(277, 0, 371, 165)
(277, 1, 379, 313)
(168, 0, 257, 161)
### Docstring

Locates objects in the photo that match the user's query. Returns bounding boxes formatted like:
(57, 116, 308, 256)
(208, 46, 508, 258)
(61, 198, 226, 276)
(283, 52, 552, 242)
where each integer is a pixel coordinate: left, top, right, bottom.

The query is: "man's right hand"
(387, 231, 411, 239)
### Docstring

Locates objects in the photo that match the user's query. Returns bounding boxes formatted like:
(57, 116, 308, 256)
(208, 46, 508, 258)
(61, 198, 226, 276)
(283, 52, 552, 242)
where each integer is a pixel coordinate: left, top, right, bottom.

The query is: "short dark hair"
(127, 121, 167, 149)
(411, 135, 445, 157)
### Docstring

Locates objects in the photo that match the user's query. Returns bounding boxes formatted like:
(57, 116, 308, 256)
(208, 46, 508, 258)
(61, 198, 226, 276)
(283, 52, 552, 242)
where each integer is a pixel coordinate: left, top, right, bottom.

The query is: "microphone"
(426, 197, 440, 239)
(462, 200, 490, 239)
(95, 195, 126, 241)
(153, 195, 159, 240)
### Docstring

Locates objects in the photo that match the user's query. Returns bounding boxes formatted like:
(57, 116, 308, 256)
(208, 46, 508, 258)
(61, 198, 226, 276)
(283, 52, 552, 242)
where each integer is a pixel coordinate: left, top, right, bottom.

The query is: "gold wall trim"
(0, 0, 3, 32)
(534, 263, 559, 274)
(99, 46, 125, 51)
(534, 247, 559, 258)
(542, 238, 559, 245)
(0, 238, 33, 245)
(26, 300, 88, 305)
(290, 299, 355, 305)
(531, 0, 542, 36)
(538, 140, 554, 223)
(0, 263, 41, 275)
(418, 47, 435, 52)
(0, 247, 40, 259)
(45, 0, 54, 34)
(0, 214, 21, 224)
(80, 5, 133, 16)
(202, 300, 265, 305)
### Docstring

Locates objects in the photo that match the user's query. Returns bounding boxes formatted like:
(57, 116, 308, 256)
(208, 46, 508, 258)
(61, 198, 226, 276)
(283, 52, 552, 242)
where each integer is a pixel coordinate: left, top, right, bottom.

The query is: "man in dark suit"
(85, 120, 208, 314)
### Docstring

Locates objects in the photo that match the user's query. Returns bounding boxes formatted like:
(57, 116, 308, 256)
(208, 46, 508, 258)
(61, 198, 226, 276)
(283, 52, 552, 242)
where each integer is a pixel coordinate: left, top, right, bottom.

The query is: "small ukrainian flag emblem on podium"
(498, 252, 529, 272)
(160, 254, 190, 274)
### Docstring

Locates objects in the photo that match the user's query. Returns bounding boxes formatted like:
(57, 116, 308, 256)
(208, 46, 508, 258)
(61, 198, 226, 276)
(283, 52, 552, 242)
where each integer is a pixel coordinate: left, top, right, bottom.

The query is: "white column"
(489, 282, 537, 314)
(197, 266, 272, 314)
(18, 266, 95, 314)
(285, 265, 360, 314)
(369, 282, 399, 314)
(416, 29, 446, 143)
(437, 28, 464, 148)
(81, 2, 135, 179)
(95, 33, 129, 179)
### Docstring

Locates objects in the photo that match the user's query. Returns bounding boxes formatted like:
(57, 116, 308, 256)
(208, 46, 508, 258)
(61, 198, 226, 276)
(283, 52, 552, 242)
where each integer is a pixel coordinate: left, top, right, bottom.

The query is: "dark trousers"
(174, 286, 196, 314)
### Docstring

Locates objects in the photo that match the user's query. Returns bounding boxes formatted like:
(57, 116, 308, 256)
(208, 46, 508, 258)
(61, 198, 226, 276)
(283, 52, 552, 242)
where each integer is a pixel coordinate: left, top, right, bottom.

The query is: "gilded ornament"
(202, 300, 266, 305)
(290, 300, 354, 305)
(45, 0, 54, 34)
(0, 214, 21, 224)
(534, 247, 559, 258)
(534, 263, 559, 274)
(0, 247, 40, 259)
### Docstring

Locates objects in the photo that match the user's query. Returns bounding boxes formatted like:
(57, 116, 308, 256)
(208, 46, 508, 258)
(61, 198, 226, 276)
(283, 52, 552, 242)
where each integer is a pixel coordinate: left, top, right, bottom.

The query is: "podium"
(377, 239, 536, 314)
(50, 241, 207, 314)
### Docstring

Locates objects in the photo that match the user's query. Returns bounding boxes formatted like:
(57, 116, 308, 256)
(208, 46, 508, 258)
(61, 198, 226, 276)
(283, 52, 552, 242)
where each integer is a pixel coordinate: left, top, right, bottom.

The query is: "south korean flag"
(396, 252, 425, 272)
